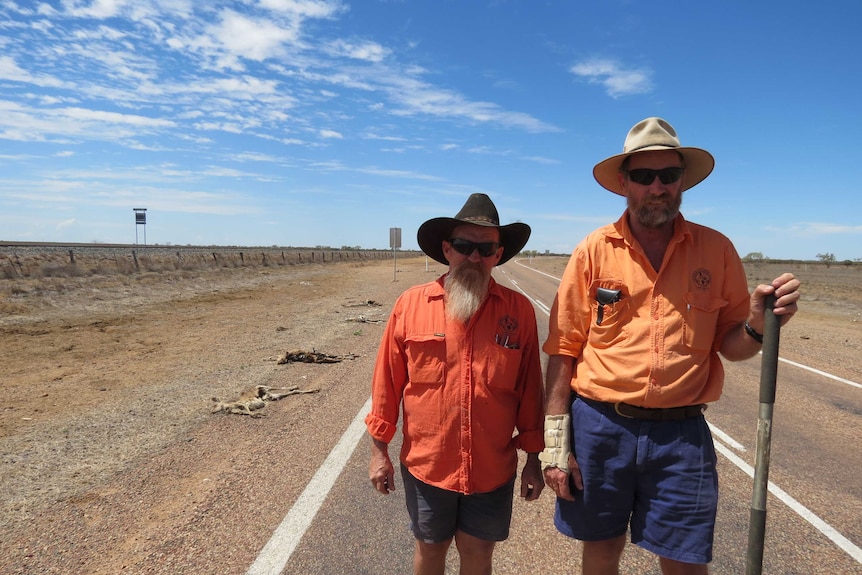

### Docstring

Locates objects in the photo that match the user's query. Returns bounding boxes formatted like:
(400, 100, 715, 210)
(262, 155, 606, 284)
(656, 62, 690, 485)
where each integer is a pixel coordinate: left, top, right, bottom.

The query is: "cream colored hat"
(593, 117, 715, 196)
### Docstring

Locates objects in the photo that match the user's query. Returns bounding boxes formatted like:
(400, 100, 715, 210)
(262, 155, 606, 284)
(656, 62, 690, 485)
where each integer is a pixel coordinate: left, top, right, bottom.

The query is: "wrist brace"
(538, 414, 572, 472)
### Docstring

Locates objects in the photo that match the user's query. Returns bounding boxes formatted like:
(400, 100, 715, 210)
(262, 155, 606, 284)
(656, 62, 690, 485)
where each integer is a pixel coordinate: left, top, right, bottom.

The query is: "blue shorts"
(400, 464, 515, 543)
(554, 397, 718, 564)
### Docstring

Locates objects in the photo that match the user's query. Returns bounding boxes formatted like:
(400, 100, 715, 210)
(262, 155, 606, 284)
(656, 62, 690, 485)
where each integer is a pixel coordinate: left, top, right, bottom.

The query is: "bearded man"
(366, 193, 545, 575)
(542, 117, 801, 574)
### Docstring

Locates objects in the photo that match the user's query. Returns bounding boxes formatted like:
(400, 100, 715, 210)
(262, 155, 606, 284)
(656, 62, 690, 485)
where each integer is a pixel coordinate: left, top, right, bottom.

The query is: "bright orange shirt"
(543, 213, 751, 408)
(365, 275, 544, 494)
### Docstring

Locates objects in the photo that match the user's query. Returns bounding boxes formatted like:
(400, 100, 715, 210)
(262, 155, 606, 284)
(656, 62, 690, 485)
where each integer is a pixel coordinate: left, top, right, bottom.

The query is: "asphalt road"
(252, 258, 862, 575)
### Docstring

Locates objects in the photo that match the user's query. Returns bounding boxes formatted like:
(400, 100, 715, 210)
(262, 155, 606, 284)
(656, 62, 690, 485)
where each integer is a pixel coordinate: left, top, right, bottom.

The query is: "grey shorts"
(400, 464, 515, 543)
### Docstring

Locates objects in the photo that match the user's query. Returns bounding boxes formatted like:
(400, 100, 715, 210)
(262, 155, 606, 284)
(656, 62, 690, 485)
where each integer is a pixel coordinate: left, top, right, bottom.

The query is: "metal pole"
(392, 248, 397, 282)
(746, 293, 780, 575)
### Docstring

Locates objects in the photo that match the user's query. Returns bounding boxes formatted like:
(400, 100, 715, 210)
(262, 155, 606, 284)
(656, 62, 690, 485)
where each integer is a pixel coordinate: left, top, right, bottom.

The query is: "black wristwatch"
(744, 321, 764, 344)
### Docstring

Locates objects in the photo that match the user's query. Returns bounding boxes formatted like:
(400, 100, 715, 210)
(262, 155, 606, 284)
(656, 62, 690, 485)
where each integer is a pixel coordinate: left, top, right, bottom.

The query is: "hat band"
(461, 216, 499, 225)
(627, 143, 677, 153)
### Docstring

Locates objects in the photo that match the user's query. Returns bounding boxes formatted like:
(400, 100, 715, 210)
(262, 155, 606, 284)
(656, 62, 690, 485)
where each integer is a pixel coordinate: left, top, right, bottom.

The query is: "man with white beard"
(366, 193, 545, 575)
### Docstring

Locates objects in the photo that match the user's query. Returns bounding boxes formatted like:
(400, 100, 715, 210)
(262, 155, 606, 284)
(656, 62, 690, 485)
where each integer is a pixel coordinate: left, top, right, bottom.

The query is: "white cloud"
(209, 9, 300, 62)
(386, 75, 560, 133)
(520, 155, 560, 165)
(570, 58, 652, 98)
(258, 0, 345, 19)
(775, 223, 862, 235)
(326, 39, 390, 62)
(319, 129, 343, 139)
(0, 55, 66, 88)
(65, 0, 125, 19)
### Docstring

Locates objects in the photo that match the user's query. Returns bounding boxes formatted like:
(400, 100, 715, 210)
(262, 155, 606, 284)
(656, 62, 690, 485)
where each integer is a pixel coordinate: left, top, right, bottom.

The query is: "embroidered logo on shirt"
(498, 315, 518, 334)
(495, 315, 520, 349)
(692, 268, 711, 290)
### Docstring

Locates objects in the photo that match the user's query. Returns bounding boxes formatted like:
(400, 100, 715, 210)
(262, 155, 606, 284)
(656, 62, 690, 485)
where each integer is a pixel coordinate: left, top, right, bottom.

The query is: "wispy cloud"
(772, 222, 862, 235)
(570, 58, 652, 98)
(520, 155, 559, 165)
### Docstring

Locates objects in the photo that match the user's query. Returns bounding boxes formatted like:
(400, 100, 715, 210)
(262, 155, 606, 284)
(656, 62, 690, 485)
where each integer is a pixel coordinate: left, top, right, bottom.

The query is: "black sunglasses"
(448, 238, 501, 258)
(623, 166, 684, 186)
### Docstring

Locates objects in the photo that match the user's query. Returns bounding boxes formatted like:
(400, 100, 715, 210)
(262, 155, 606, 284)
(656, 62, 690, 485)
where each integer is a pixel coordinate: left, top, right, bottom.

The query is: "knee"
(415, 538, 452, 561)
(582, 536, 626, 568)
(454, 530, 495, 562)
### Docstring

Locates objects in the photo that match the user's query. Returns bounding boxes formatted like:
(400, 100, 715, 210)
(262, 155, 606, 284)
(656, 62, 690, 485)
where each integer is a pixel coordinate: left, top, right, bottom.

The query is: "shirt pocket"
(683, 293, 728, 351)
(485, 344, 522, 392)
(587, 279, 631, 349)
(402, 333, 447, 437)
(404, 333, 446, 385)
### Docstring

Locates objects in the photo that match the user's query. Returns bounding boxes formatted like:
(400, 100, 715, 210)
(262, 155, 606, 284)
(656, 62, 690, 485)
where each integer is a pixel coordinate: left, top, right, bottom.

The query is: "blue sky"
(1, 1, 860, 260)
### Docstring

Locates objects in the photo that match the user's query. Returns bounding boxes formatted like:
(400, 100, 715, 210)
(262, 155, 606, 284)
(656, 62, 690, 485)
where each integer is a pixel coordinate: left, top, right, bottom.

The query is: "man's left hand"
(748, 272, 801, 332)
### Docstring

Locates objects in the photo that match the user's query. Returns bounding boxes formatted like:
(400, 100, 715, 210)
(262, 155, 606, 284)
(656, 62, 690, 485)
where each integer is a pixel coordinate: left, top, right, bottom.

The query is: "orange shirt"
(543, 213, 750, 408)
(365, 275, 544, 494)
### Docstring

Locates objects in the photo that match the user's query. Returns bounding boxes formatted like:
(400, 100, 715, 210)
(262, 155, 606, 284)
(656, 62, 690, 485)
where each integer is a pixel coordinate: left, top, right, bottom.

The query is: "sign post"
(133, 208, 147, 245)
(389, 227, 401, 282)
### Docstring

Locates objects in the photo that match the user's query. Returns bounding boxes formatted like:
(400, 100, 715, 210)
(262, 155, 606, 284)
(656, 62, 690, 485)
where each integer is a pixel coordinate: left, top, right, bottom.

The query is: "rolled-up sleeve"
(543, 248, 590, 359)
(514, 303, 545, 453)
(364, 298, 407, 444)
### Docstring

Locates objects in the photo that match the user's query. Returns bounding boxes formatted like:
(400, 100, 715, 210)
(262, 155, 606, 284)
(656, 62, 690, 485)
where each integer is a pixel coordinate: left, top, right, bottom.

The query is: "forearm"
(370, 437, 389, 457)
(722, 273, 801, 362)
(720, 320, 764, 361)
(545, 354, 575, 415)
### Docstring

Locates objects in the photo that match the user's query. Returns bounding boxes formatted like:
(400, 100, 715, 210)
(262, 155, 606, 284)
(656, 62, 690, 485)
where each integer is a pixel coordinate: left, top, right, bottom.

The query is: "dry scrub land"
(0, 250, 859, 573)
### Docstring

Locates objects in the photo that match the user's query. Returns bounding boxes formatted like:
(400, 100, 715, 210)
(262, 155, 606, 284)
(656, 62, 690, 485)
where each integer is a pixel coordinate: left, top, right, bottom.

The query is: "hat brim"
(417, 218, 531, 266)
(593, 146, 715, 196)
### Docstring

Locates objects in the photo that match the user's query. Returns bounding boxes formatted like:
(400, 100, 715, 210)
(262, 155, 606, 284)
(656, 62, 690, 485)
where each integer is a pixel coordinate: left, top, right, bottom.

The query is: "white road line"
(713, 439, 862, 564)
(707, 423, 747, 451)
(513, 258, 562, 281)
(246, 398, 372, 575)
(777, 356, 862, 389)
(498, 269, 550, 314)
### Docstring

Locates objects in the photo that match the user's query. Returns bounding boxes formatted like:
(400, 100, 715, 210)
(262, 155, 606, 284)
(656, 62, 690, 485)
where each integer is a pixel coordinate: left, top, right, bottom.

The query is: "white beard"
(445, 261, 490, 323)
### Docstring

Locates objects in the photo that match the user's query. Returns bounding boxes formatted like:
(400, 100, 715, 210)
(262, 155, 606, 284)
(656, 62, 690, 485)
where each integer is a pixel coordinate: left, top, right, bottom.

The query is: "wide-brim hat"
(417, 193, 531, 266)
(593, 117, 715, 196)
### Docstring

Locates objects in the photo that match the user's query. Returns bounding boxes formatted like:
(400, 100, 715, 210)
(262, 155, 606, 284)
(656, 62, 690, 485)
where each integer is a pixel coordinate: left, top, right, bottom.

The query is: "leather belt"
(613, 402, 706, 421)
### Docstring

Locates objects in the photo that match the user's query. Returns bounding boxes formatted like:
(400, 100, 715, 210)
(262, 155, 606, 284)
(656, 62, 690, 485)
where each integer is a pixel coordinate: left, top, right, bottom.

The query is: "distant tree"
(742, 251, 765, 262)
(816, 253, 836, 268)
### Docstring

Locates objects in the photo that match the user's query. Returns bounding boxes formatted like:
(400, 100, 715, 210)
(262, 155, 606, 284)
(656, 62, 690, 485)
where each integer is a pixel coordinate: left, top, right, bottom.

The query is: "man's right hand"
(543, 453, 582, 501)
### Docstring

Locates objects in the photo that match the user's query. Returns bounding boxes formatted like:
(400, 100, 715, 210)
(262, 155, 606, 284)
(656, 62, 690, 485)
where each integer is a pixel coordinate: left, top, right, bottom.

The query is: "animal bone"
(212, 384, 319, 417)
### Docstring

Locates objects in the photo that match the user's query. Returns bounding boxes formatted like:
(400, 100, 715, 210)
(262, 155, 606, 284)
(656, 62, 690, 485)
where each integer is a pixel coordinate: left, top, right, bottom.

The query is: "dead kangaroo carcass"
(276, 348, 357, 364)
(211, 384, 320, 417)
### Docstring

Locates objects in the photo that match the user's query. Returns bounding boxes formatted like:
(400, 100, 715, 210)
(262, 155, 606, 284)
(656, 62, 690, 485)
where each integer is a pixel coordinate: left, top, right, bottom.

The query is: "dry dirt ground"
(0, 255, 860, 574)
(0, 255, 444, 575)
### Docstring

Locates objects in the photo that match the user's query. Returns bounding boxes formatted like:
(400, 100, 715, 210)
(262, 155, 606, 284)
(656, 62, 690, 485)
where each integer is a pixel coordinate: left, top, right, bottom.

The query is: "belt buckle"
(614, 403, 634, 419)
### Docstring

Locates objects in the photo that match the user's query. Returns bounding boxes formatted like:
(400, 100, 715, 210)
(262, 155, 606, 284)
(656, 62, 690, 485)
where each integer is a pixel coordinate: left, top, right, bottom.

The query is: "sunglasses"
(623, 166, 684, 186)
(448, 238, 501, 258)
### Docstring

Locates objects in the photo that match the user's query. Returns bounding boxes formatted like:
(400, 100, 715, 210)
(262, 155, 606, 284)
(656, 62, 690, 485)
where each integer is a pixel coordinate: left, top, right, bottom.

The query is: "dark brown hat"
(417, 193, 531, 266)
